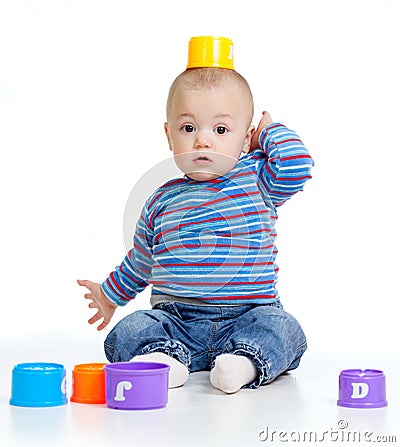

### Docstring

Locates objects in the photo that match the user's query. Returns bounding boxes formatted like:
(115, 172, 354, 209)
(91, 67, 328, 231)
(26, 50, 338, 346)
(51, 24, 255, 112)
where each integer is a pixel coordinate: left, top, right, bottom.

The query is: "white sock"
(210, 353, 257, 394)
(131, 352, 189, 388)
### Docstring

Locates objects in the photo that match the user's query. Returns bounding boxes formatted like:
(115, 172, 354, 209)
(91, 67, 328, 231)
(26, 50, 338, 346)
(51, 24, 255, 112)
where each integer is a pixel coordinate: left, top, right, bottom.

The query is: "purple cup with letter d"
(337, 369, 388, 408)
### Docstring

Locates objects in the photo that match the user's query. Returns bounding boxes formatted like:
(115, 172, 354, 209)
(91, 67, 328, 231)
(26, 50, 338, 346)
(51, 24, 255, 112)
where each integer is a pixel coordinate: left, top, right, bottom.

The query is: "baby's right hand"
(250, 111, 274, 152)
(77, 279, 117, 331)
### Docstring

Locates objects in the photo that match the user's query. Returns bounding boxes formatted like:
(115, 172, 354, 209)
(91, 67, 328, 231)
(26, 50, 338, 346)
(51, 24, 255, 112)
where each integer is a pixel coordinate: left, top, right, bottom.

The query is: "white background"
(1, 0, 399, 362)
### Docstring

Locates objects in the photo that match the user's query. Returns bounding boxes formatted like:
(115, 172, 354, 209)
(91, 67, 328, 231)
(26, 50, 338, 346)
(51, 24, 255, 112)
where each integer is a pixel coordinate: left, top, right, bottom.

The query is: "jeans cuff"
(226, 342, 271, 389)
(140, 340, 191, 369)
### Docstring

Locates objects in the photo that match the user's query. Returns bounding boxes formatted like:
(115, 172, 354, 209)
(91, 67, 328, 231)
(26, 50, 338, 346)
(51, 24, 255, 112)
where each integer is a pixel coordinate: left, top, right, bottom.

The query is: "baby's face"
(165, 80, 254, 181)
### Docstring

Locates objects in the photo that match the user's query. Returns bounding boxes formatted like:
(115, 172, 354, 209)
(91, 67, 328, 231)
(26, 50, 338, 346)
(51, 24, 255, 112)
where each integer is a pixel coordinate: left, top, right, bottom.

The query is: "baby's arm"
(77, 234, 150, 330)
(250, 111, 273, 151)
(253, 112, 314, 207)
(101, 206, 153, 306)
(78, 201, 155, 329)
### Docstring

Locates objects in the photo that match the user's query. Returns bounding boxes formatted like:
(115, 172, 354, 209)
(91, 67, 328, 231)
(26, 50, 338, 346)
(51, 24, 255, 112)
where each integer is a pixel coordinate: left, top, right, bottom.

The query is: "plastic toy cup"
(10, 362, 68, 407)
(104, 362, 170, 410)
(337, 369, 388, 408)
(71, 363, 107, 404)
(187, 36, 234, 70)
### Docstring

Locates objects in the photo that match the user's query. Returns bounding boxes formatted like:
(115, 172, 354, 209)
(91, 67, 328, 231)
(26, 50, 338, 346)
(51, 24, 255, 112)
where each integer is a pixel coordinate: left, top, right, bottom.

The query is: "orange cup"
(71, 363, 107, 404)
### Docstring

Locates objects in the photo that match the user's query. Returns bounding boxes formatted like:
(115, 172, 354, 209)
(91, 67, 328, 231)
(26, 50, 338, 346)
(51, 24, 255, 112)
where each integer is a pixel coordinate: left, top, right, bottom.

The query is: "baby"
(78, 67, 314, 394)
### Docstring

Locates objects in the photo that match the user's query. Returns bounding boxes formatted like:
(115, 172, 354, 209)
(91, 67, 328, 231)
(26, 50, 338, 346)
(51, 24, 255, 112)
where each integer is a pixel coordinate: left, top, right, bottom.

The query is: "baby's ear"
(242, 125, 256, 154)
(164, 122, 173, 151)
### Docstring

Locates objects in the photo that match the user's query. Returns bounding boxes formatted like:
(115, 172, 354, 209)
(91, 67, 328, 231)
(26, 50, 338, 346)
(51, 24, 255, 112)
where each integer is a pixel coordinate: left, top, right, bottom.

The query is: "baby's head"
(165, 68, 255, 181)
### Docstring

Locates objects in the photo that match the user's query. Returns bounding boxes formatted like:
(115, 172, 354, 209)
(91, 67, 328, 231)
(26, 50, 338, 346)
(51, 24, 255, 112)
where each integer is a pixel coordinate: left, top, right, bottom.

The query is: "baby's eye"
(182, 125, 195, 133)
(215, 126, 228, 135)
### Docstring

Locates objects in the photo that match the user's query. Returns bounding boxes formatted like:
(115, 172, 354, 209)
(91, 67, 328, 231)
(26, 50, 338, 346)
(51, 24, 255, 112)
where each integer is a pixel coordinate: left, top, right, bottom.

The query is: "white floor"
(1, 335, 399, 447)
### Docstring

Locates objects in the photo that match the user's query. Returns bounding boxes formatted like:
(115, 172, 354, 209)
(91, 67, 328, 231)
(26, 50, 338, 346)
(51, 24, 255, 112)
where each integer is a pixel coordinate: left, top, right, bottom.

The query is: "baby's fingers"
(88, 312, 110, 331)
(88, 312, 102, 325)
(96, 320, 109, 331)
(77, 279, 96, 292)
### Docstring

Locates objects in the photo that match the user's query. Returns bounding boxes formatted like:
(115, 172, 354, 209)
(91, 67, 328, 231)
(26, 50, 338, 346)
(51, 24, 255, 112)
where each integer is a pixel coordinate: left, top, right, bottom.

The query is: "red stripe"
(153, 262, 274, 268)
(264, 124, 284, 133)
(148, 206, 159, 227)
(155, 209, 269, 243)
(201, 170, 254, 186)
(166, 178, 187, 187)
(260, 124, 284, 145)
(133, 242, 152, 259)
(156, 243, 271, 255)
(281, 154, 312, 161)
(151, 280, 275, 287)
(156, 227, 272, 246)
(230, 171, 253, 181)
(271, 138, 302, 147)
(108, 274, 130, 301)
(119, 264, 147, 288)
(264, 163, 311, 182)
(264, 138, 302, 151)
(148, 178, 186, 209)
(148, 191, 164, 211)
(160, 191, 260, 218)
(228, 227, 271, 237)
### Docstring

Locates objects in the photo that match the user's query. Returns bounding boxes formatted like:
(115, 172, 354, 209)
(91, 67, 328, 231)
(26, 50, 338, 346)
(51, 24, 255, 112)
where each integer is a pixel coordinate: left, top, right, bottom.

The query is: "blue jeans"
(104, 301, 307, 388)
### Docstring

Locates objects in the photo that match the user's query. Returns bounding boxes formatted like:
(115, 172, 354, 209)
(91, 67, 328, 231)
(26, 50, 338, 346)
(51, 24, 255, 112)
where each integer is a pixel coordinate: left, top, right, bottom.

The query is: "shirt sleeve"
(101, 204, 154, 306)
(258, 123, 314, 207)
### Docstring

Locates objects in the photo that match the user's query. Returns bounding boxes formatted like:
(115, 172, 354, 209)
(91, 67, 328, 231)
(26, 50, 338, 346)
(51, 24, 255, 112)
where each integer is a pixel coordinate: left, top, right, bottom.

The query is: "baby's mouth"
(193, 155, 212, 164)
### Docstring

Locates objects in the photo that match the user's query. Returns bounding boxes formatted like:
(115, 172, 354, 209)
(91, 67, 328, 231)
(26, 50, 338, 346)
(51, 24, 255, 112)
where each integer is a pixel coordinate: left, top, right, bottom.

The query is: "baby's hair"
(166, 67, 254, 123)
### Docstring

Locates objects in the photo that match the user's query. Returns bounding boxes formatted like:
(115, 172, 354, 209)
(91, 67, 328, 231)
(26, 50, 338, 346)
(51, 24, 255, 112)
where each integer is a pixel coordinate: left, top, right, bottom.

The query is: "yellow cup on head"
(187, 36, 234, 70)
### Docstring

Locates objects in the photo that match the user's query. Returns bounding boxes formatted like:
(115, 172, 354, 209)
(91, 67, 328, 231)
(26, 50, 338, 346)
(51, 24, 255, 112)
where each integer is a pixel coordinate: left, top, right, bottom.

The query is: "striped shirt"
(102, 123, 314, 306)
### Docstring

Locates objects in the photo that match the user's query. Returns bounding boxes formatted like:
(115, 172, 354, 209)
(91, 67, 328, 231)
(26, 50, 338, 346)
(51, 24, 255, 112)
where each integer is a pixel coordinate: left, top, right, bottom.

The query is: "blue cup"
(10, 363, 68, 407)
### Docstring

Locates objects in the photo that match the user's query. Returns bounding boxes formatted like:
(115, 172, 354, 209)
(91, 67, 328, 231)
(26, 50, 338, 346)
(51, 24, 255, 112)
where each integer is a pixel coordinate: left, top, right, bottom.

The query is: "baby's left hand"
(250, 111, 273, 152)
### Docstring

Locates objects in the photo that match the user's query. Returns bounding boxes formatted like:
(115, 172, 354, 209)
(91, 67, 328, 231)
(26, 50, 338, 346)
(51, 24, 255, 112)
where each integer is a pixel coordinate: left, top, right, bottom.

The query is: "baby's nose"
(194, 132, 212, 149)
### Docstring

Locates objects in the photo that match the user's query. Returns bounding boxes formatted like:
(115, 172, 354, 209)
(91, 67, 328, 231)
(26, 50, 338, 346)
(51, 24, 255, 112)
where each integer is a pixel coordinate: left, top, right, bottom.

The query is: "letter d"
(351, 382, 369, 399)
